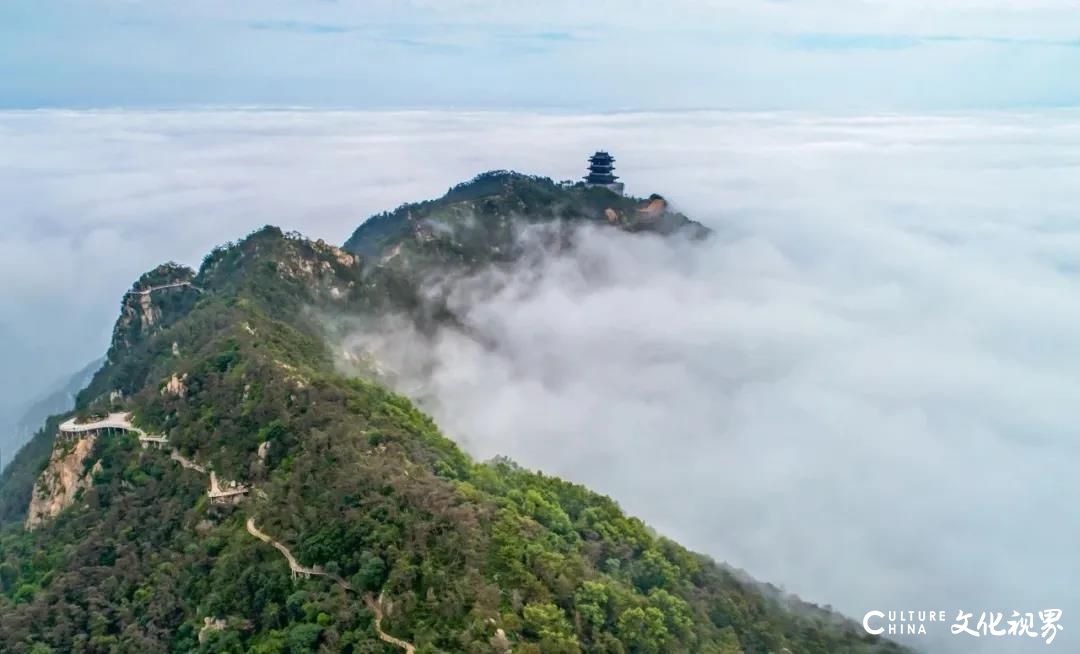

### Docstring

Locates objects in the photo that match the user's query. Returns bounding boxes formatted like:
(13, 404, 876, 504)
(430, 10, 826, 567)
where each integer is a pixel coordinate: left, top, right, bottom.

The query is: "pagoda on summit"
(584, 151, 625, 195)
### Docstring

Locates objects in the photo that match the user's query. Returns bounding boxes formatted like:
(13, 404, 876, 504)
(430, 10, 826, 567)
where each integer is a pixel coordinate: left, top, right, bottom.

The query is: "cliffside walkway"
(60, 413, 145, 434)
(125, 281, 203, 296)
(245, 518, 415, 653)
(60, 413, 168, 448)
(208, 471, 249, 503)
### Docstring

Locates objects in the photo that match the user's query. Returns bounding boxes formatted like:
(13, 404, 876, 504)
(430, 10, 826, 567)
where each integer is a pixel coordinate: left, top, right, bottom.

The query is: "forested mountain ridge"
(0, 173, 906, 653)
(343, 171, 707, 261)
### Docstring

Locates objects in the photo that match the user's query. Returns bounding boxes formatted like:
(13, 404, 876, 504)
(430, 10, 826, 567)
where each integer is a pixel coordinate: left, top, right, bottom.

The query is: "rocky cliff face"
(111, 263, 198, 356)
(24, 434, 100, 530)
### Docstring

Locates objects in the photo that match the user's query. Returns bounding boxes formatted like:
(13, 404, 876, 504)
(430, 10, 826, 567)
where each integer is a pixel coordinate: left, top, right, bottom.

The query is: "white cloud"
(3, 108, 1079, 651)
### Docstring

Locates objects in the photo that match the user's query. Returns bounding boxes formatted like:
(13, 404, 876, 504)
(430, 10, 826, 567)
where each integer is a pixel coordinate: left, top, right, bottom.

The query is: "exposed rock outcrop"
(198, 617, 227, 644)
(162, 373, 187, 397)
(110, 263, 198, 355)
(138, 291, 158, 327)
(25, 435, 99, 530)
(490, 628, 512, 653)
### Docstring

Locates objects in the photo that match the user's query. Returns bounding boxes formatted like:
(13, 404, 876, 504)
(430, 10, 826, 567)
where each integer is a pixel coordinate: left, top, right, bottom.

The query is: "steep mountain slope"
(0, 174, 904, 654)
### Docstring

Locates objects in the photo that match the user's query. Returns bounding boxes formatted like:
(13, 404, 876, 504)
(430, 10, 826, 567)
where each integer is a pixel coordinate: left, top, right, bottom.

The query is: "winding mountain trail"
(169, 449, 206, 474)
(245, 517, 324, 580)
(110, 423, 412, 651)
(245, 518, 415, 653)
(364, 593, 417, 654)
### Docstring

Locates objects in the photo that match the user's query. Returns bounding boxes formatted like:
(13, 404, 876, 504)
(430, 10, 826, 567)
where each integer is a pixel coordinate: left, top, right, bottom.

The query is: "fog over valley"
(2, 109, 1078, 651)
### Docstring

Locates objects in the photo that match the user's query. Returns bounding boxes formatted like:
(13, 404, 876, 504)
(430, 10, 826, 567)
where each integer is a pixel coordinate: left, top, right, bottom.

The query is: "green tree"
(286, 623, 322, 653)
(616, 607, 668, 654)
(631, 550, 677, 593)
(523, 601, 580, 653)
(574, 581, 611, 634)
(647, 588, 692, 639)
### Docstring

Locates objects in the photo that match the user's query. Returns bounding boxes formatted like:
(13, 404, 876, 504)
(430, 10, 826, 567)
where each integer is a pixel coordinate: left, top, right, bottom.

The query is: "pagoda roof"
(585, 150, 618, 184)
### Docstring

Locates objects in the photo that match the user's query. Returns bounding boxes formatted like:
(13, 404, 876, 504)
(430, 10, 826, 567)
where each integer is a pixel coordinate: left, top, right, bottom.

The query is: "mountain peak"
(343, 170, 708, 261)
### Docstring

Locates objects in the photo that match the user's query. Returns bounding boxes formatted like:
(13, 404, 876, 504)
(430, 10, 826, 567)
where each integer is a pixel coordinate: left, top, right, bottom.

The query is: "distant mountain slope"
(0, 174, 904, 654)
(17, 358, 104, 430)
(4, 358, 103, 460)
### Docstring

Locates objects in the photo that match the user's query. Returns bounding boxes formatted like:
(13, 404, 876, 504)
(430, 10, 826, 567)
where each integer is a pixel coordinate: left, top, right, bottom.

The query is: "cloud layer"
(3, 109, 1079, 651)
(3, 1, 1080, 109)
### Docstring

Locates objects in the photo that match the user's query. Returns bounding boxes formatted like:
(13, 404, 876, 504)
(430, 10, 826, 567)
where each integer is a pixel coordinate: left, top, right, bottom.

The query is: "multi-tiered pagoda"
(584, 151, 625, 195)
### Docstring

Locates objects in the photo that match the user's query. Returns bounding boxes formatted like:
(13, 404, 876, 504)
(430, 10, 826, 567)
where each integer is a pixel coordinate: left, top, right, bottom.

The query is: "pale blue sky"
(3, 0, 1080, 110)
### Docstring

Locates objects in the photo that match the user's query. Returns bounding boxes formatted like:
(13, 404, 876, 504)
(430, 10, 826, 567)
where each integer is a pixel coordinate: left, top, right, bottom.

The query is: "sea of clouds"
(2, 109, 1078, 651)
